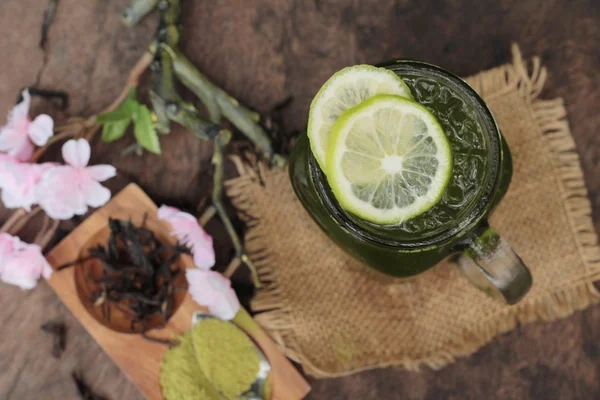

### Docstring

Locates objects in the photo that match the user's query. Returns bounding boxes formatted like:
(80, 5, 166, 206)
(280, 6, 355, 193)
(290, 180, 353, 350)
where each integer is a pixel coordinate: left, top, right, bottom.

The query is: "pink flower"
(36, 139, 116, 220)
(157, 205, 215, 269)
(0, 234, 19, 262)
(0, 153, 16, 183)
(0, 233, 52, 290)
(0, 156, 55, 210)
(186, 269, 240, 320)
(0, 89, 54, 161)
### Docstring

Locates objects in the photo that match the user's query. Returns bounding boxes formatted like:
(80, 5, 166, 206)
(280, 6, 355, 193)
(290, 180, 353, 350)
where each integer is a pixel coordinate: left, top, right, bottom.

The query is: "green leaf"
(97, 87, 139, 124)
(133, 105, 161, 154)
(101, 119, 131, 143)
(97, 98, 138, 123)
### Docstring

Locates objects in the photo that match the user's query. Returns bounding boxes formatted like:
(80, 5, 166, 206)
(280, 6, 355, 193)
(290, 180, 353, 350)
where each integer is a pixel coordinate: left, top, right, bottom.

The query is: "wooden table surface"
(0, 1, 598, 399)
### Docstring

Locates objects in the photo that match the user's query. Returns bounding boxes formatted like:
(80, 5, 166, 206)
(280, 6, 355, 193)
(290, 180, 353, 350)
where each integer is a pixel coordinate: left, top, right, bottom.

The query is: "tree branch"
(211, 131, 261, 287)
(168, 46, 285, 167)
(37, 219, 59, 250)
(0, 209, 27, 234)
(7, 207, 42, 236)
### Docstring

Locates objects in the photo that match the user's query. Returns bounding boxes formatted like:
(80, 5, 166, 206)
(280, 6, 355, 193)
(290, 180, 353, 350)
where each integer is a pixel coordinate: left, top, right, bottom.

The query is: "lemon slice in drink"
(326, 94, 452, 225)
(308, 65, 413, 170)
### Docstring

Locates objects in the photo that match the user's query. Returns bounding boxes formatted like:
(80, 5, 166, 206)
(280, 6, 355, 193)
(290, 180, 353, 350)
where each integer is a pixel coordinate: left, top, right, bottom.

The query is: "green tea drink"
(291, 61, 510, 275)
(290, 61, 531, 304)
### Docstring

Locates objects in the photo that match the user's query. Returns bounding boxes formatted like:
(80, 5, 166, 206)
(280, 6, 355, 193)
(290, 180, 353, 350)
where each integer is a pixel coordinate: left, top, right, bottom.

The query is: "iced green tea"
(289, 60, 531, 304)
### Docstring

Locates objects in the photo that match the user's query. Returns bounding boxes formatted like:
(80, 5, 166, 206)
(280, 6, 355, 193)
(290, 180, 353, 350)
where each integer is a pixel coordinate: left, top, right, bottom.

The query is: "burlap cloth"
(225, 45, 600, 378)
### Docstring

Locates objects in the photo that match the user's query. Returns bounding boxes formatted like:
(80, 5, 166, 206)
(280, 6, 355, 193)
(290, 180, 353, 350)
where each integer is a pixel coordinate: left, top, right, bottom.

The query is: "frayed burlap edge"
(225, 44, 600, 377)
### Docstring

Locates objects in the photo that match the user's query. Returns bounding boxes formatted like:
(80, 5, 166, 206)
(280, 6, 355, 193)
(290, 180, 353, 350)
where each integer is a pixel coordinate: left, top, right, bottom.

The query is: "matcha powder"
(193, 319, 260, 399)
(160, 331, 221, 400)
(160, 319, 261, 400)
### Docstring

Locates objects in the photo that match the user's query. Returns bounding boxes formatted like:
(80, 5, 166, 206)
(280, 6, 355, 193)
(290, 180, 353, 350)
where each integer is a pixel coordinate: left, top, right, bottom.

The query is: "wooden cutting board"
(45, 183, 310, 400)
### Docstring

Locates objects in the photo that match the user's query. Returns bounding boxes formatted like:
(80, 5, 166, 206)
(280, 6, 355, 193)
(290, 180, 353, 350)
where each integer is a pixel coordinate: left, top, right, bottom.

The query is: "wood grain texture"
(44, 183, 309, 400)
(0, 0, 598, 399)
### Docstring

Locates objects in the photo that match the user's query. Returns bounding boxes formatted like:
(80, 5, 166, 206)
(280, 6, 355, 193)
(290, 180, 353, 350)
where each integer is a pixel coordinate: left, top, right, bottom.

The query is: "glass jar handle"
(458, 225, 532, 304)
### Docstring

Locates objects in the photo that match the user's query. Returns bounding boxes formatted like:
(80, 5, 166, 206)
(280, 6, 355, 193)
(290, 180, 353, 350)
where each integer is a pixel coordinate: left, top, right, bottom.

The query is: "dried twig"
(198, 206, 216, 227)
(223, 257, 241, 279)
(37, 219, 59, 250)
(211, 132, 261, 287)
(0, 209, 27, 234)
(34, 214, 51, 243)
(30, 131, 75, 162)
(7, 207, 42, 236)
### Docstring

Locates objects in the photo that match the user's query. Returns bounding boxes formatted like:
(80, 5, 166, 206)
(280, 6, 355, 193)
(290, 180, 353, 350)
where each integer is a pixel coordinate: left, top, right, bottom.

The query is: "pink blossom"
(0, 156, 55, 210)
(0, 154, 16, 184)
(0, 234, 19, 263)
(0, 233, 52, 290)
(0, 89, 54, 161)
(36, 139, 116, 220)
(157, 205, 215, 269)
(186, 269, 240, 320)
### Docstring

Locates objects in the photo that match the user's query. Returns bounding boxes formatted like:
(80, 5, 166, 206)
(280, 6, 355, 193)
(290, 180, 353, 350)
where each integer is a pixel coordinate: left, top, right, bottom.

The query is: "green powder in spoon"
(160, 319, 261, 400)
(193, 318, 261, 399)
(160, 331, 221, 400)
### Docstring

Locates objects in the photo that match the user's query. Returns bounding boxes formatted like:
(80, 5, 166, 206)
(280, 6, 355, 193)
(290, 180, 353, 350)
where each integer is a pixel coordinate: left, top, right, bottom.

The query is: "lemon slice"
(307, 65, 413, 170)
(326, 94, 452, 225)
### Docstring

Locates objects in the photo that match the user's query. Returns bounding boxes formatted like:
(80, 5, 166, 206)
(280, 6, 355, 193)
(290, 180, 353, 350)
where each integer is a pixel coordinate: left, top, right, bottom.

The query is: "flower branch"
(0, 42, 154, 273)
(6, 207, 42, 236)
(0, 91, 117, 289)
(0, 209, 27, 234)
